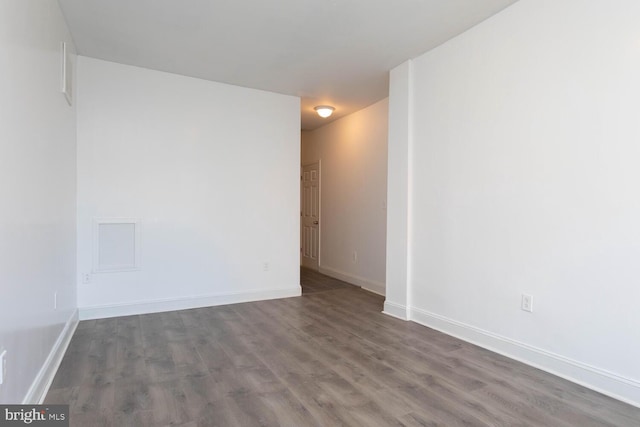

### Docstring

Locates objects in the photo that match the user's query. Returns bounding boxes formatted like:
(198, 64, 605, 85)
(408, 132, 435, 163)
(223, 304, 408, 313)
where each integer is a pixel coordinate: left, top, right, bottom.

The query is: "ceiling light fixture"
(314, 105, 335, 118)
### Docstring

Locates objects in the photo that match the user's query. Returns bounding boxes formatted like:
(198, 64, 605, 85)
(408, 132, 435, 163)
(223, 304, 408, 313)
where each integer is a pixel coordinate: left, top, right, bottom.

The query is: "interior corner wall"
(76, 57, 301, 318)
(0, 1, 77, 403)
(301, 99, 388, 295)
(384, 62, 412, 319)
(388, 0, 640, 407)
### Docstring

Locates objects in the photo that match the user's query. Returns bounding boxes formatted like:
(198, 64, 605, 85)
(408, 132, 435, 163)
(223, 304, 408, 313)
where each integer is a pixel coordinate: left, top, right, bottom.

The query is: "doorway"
(301, 162, 320, 270)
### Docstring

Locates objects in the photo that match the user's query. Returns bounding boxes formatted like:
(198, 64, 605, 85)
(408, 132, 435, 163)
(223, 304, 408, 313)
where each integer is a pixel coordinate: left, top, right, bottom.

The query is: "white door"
(301, 163, 320, 269)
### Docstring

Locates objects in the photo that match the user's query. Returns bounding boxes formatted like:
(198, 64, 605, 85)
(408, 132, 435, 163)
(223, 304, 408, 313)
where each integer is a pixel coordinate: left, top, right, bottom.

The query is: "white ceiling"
(57, 0, 518, 130)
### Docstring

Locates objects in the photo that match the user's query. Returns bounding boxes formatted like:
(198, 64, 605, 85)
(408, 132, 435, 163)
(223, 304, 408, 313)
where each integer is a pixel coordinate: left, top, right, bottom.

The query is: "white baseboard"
(409, 305, 640, 409)
(382, 301, 409, 320)
(79, 287, 302, 320)
(23, 310, 79, 404)
(318, 265, 386, 296)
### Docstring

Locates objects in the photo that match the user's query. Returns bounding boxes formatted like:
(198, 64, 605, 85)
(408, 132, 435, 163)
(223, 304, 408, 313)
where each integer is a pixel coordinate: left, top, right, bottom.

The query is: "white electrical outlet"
(263, 262, 269, 272)
(0, 349, 6, 385)
(521, 294, 533, 312)
(82, 273, 91, 284)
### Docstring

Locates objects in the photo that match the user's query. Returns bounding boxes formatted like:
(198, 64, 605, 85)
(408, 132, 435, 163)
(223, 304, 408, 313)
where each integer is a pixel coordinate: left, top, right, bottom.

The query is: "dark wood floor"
(46, 268, 640, 426)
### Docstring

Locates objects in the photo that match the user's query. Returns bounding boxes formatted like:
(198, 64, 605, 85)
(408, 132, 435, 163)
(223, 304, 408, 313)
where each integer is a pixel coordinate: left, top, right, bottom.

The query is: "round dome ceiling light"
(314, 105, 335, 118)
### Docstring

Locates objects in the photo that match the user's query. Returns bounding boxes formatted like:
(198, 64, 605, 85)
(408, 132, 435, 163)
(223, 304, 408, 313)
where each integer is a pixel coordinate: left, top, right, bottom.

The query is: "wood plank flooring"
(46, 268, 640, 426)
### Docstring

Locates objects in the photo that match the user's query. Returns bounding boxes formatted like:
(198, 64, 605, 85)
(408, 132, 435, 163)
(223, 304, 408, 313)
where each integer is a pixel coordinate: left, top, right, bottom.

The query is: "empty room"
(1, 0, 640, 425)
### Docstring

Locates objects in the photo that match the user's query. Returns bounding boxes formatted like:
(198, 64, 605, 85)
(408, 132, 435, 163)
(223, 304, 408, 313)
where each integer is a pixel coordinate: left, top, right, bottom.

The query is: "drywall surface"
(384, 63, 412, 316)
(76, 57, 301, 315)
(0, 1, 77, 403)
(301, 99, 388, 295)
(389, 0, 640, 405)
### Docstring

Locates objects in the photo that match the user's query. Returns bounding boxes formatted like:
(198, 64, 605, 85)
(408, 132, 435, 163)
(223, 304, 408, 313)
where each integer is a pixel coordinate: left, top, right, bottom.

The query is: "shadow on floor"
(300, 267, 356, 294)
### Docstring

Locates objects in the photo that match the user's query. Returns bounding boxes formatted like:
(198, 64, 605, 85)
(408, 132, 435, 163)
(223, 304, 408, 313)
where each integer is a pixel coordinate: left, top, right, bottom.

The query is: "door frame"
(301, 160, 321, 270)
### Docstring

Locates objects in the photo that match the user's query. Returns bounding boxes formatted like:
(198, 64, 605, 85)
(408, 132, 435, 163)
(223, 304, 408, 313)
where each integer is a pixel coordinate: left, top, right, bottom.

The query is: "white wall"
(384, 63, 412, 317)
(0, 1, 77, 403)
(301, 99, 388, 295)
(387, 0, 640, 406)
(76, 57, 301, 318)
